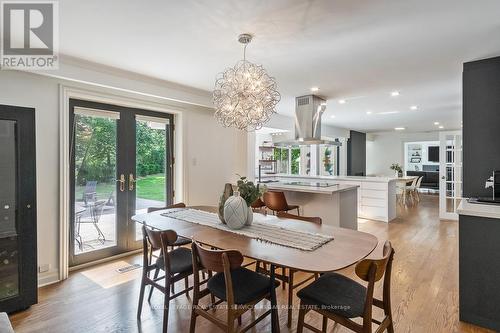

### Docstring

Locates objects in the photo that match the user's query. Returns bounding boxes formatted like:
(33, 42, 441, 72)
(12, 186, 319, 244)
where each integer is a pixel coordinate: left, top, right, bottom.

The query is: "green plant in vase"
(390, 163, 403, 177)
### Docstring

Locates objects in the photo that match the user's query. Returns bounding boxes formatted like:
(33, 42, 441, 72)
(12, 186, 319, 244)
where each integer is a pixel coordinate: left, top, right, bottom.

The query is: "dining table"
(132, 206, 378, 333)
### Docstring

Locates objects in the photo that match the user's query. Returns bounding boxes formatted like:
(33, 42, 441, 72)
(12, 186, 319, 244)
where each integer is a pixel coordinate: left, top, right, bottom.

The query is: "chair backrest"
(90, 201, 106, 222)
(147, 202, 186, 213)
(191, 242, 243, 273)
(409, 177, 418, 187)
(277, 211, 322, 224)
(263, 191, 288, 211)
(142, 225, 178, 251)
(355, 241, 394, 283)
(415, 176, 423, 188)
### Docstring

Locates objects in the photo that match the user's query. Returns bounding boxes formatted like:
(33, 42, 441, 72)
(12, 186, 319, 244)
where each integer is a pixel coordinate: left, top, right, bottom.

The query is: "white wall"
(366, 131, 439, 176)
(0, 64, 246, 285)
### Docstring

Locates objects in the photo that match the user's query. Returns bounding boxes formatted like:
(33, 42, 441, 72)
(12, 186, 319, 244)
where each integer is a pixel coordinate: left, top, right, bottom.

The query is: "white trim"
(135, 114, 170, 124)
(74, 107, 121, 119)
(59, 84, 187, 281)
(38, 271, 60, 287)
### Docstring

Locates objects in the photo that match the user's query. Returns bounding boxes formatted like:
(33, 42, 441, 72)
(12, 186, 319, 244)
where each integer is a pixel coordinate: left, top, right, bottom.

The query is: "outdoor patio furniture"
(75, 200, 107, 248)
(82, 180, 97, 206)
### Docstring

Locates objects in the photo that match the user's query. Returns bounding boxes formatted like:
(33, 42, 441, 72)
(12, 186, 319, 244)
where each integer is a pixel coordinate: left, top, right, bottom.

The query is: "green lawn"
(75, 174, 165, 202)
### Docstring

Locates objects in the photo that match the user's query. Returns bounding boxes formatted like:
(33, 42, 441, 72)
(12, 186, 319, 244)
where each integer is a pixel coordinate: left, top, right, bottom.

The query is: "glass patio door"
(69, 99, 173, 266)
(439, 131, 463, 220)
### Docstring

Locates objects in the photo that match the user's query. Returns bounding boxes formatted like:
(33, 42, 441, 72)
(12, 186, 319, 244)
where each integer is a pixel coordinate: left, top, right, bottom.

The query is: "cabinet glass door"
(0, 120, 19, 301)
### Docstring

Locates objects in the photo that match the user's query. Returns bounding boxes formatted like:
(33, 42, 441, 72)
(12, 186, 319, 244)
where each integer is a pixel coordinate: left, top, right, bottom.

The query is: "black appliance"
(0, 105, 37, 313)
(428, 146, 439, 162)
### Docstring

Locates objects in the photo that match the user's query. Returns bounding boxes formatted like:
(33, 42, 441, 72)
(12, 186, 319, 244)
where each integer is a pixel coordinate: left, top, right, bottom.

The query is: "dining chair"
(137, 226, 194, 333)
(190, 242, 280, 333)
(147, 202, 192, 248)
(275, 212, 322, 327)
(263, 191, 300, 215)
(296, 241, 395, 333)
(413, 176, 423, 203)
(146, 203, 193, 297)
(250, 197, 267, 214)
(405, 177, 419, 206)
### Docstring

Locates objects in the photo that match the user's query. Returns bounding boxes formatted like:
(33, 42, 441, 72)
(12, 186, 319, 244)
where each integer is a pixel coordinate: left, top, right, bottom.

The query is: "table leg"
(270, 264, 280, 333)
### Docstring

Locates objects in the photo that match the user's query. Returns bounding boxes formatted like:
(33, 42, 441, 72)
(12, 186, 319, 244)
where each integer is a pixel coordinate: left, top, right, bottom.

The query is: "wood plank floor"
(9, 195, 494, 333)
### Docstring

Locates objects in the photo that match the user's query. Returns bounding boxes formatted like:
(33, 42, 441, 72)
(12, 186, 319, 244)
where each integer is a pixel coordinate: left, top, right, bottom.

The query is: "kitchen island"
(262, 181, 359, 229)
(260, 175, 398, 223)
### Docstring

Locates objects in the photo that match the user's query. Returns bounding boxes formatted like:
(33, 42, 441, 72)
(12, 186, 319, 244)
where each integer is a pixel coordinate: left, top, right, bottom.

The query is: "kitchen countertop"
(261, 182, 359, 195)
(259, 174, 398, 183)
(457, 199, 500, 219)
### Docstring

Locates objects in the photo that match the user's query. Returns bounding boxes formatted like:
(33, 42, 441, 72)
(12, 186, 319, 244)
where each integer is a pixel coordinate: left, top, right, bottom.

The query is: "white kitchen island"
(262, 182, 359, 230)
(260, 175, 398, 223)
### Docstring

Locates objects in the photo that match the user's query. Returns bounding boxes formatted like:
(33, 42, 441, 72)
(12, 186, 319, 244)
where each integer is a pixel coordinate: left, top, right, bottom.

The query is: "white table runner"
(160, 208, 334, 251)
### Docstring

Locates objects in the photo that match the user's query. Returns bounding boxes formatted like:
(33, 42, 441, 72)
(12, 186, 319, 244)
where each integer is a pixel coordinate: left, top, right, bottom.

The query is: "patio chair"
(82, 180, 97, 206)
(76, 200, 107, 245)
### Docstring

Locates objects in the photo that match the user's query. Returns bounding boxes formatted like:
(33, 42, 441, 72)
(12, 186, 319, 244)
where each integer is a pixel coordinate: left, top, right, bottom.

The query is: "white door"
(439, 131, 463, 220)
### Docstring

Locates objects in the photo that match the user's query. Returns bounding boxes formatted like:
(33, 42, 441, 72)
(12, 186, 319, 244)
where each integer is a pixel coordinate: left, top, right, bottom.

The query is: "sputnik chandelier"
(213, 33, 280, 131)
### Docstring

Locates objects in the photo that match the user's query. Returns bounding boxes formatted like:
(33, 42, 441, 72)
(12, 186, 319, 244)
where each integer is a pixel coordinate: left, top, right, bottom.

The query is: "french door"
(69, 99, 174, 266)
(439, 130, 463, 220)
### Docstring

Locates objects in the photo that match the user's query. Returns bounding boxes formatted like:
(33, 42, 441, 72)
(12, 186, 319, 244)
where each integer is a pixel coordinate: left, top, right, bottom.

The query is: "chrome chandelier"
(213, 33, 280, 131)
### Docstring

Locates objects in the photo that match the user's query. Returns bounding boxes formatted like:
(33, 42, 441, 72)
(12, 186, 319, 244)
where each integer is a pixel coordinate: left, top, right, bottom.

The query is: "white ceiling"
(58, 0, 500, 132)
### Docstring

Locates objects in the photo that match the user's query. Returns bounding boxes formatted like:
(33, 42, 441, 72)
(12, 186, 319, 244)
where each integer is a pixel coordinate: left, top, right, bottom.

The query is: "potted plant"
(390, 163, 403, 177)
(236, 175, 266, 225)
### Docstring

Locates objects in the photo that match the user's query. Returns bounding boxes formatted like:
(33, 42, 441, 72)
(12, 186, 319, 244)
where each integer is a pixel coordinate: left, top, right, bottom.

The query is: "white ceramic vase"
(245, 208, 253, 226)
(223, 192, 248, 230)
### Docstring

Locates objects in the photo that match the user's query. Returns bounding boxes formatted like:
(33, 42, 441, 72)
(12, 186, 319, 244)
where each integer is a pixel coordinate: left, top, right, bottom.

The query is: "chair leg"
(287, 270, 294, 327)
(322, 316, 328, 333)
(189, 307, 197, 333)
(162, 282, 170, 333)
(237, 315, 242, 326)
(297, 303, 306, 333)
(296, 207, 300, 215)
(148, 267, 160, 302)
(137, 278, 146, 319)
(184, 276, 189, 296)
(282, 267, 286, 290)
(387, 318, 395, 333)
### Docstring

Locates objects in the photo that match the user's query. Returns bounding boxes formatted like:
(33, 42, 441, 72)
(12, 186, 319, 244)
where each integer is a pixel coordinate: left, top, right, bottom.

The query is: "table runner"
(160, 208, 334, 251)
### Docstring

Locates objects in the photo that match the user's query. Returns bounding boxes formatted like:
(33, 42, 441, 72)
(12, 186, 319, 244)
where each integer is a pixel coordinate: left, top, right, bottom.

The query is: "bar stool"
(263, 191, 300, 215)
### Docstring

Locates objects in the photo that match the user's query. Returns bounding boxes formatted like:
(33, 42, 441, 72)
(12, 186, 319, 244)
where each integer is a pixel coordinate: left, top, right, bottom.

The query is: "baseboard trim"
(38, 271, 60, 287)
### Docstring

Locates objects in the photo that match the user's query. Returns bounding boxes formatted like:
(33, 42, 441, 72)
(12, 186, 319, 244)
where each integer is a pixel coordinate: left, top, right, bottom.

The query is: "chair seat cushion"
(297, 272, 366, 318)
(157, 247, 193, 274)
(207, 267, 280, 305)
(173, 236, 192, 246)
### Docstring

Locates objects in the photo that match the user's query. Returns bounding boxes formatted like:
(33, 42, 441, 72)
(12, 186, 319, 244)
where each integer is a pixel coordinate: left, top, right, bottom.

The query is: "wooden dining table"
(132, 206, 378, 333)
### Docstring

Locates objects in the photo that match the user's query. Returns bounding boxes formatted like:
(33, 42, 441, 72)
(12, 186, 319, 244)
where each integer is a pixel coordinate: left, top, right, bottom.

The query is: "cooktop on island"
(281, 181, 338, 187)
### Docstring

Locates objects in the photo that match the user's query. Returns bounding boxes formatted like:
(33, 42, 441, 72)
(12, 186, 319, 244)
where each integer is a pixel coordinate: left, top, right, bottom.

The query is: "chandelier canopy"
(213, 34, 280, 131)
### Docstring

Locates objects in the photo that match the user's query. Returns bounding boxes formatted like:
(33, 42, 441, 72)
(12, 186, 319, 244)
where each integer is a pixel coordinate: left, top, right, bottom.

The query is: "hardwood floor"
(9, 195, 494, 332)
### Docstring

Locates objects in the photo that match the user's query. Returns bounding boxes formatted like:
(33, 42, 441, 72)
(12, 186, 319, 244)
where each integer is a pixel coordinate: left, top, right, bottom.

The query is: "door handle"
(129, 173, 136, 191)
(116, 174, 125, 192)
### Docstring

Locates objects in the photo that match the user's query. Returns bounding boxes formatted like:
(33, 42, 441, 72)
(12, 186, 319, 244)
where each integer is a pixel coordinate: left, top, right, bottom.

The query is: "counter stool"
(263, 191, 300, 215)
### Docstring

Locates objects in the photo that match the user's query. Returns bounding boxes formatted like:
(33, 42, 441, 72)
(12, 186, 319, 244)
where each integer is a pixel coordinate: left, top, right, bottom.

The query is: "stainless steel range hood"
(274, 95, 341, 146)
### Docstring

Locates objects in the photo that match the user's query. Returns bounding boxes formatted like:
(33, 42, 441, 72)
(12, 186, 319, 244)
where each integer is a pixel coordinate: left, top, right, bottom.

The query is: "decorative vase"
(395, 171, 399, 178)
(223, 192, 248, 230)
(218, 183, 234, 224)
(245, 208, 253, 226)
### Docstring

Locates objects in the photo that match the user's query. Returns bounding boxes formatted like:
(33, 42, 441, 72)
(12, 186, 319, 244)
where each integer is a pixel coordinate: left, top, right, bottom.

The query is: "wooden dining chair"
(258, 211, 321, 327)
(147, 202, 192, 248)
(263, 191, 300, 215)
(137, 226, 194, 333)
(296, 241, 395, 333)
(250, 197, 267, 214)
(190, 242, 280, 333)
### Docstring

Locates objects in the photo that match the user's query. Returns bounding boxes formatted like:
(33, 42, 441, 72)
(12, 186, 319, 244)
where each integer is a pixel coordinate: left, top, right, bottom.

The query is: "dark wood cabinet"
(0, 105, 37, 313)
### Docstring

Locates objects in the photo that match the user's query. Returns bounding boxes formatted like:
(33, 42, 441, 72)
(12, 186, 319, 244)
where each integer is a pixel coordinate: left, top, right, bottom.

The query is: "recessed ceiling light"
(377, 111, 399, 115)
(434, 122, 440, 125)
(338, 99, 346, 104)
(330, 115, 336, 119)
(391, 91, 400, 97)
(394, 127, 405, 131)
(366, 111, 372, 115)
(439, 125, 444, 129)
(311, 87, 319, 92)
(410, 105, 418, 110)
